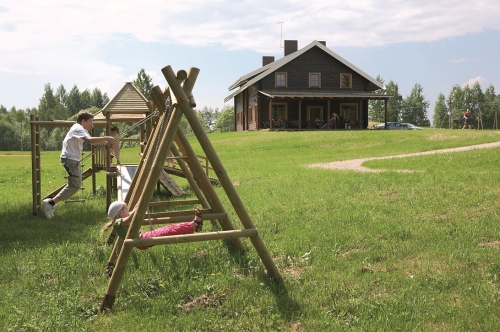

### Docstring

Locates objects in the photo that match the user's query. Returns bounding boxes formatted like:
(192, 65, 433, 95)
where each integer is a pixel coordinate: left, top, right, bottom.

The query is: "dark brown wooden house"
(224, 40, 390, 131)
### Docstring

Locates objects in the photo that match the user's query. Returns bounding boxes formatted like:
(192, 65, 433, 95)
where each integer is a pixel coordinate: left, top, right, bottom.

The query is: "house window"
(248, 106, 254, 123)
(340, 73, 352, 88)
(270, 103, 287, 120)
(307, 106, 323, 121)
(275, 72, 287, 87)
(236, 110, 242, 123)
(309, 73, 321, 88)
(340, 103, 358, 121)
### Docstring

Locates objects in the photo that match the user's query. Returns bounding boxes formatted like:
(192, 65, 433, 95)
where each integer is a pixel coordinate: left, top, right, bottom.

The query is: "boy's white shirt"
(60, 123, 89, 161)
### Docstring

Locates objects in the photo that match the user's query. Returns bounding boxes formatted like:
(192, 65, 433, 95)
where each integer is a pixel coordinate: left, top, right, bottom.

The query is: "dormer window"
(340, 73, 352, 88)
(275, 72, 287, 87)
(309, 73, 321, 88)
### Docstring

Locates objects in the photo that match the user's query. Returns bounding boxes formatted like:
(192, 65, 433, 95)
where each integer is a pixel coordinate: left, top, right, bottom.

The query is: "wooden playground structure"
(30, 65, 281, 313)
(30, 82, 217, 215)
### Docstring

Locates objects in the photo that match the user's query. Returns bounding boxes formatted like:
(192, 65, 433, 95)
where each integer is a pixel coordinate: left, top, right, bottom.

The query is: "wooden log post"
(103, 102, 166, 255)
(126, 95, 167, 206)
(99, 69, 200, 313)
(31, 114, 41, 215)
(162, 66, 280, 279)
(105, 112, 112, 209)
(174, 129, 245, 249)
(169, 142, 213, 221)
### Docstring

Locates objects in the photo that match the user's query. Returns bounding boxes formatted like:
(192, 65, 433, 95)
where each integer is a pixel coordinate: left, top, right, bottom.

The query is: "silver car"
(400, 123, 422, 130)
(373, 122, 401, 130)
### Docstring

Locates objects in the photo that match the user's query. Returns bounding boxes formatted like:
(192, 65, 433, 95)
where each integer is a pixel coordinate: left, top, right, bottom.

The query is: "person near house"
(315, 117, 323, 128)
(323, 112, 340, 129)
(274, 117, 284, 128)
(462, 109, 472, 129)
(42, 110, 117, 219)
(100, 201, 203, 250)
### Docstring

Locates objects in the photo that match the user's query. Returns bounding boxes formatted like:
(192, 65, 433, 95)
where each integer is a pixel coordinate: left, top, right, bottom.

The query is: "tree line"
(368, 76, 499, 129)
(5, 70, 497, 152)
(0, 69, 235, 151)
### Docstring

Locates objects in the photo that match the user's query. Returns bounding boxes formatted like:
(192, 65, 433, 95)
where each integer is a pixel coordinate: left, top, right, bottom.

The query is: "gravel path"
(309, 141, 500, 172)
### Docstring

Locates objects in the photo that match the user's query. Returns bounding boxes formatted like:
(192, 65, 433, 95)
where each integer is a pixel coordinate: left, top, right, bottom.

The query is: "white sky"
(1, 0, 499, 120)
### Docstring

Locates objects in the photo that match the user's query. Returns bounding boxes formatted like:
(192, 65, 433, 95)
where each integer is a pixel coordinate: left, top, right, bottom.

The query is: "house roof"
(259, 90, 391, 100)
(94, 82, 152, 122)
(224, 40, 383, 103)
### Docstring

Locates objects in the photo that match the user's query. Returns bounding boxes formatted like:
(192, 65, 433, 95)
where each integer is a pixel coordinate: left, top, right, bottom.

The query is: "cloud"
(1, 0, 500, 53)
(1, 0, 499, 109)
(464, 76, 489, 88)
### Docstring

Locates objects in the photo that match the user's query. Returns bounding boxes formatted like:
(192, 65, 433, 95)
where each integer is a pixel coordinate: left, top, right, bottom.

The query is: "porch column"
(384, 99, 388, 130)
(269, 98, 273, 130)
(359, 101, 363, 129)
(298, 98, 302, 130)
(244, 90, 247, 131)
(327, 99, 331, 130)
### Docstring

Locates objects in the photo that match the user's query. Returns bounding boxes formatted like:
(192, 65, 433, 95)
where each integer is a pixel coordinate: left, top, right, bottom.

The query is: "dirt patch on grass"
(478, 240, 500, 247)
(181, 294, 225, 312)
(309, 141, 500, 172)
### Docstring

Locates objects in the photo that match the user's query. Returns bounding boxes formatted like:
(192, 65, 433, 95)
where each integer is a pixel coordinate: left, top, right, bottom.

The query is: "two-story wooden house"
(224, 40, 390, 131)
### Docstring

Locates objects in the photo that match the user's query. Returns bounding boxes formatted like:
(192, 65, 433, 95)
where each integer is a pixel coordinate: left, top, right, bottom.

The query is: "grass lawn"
(1, 128, 500, 331)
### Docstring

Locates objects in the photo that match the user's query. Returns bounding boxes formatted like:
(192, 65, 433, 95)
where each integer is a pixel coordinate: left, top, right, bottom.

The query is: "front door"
(340, 103, 358, 128)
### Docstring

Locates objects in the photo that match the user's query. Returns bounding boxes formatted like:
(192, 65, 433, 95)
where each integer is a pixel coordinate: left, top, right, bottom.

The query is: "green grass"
(1, 129, 500, 331)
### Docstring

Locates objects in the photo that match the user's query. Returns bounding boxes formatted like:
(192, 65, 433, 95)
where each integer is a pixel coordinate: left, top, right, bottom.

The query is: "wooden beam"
(124, 229, 258, 247)
(148, 199, 201, 207)
(168, 67, 281, 279)
(144, 212, 227, 225)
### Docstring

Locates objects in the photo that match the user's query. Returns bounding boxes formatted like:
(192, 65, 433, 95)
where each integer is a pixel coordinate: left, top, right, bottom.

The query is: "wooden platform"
(158, 170, 185, 196)
(163, 165, 219, 185)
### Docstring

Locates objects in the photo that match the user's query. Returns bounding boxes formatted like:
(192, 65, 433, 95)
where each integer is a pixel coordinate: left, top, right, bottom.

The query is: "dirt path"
(309, 141, 500, 172)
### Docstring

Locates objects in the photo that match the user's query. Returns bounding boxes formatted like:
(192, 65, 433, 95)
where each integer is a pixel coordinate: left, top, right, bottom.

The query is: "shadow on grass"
(224, 239, 302, 321)
(0, 198, 109, 255)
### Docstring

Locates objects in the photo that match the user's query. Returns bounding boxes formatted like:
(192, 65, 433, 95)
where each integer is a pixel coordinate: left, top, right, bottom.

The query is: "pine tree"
(433, 93, 448, 128)
(385, 81, 403, 122)
(38, 83, 58, 120)
(133, 69, 154, 100)
(400, 83, 430, 126)
(66, 85, 81, 116)
(368, 75, 385, 122)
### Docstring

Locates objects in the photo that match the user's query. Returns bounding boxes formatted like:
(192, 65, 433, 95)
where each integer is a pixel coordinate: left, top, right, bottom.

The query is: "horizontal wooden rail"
(148, 199, 201, 207)
(30, 120, 108, 128)
(119, 138, 141, 142)
(146, 209, 211, 218)
(104, 110, 152, 114)
(124, 229, 258, 247)
(143, 212, 227, 225)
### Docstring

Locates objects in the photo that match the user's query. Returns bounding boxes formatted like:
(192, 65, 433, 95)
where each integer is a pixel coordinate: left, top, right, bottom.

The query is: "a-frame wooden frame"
(99, 66, 281, 312)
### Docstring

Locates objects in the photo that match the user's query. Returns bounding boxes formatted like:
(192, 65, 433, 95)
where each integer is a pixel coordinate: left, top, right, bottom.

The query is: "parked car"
(400, 123, 422, 130)
(374, 122, 422, 130)
(373, 122, 401, 130)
